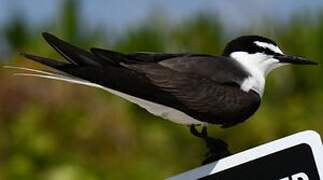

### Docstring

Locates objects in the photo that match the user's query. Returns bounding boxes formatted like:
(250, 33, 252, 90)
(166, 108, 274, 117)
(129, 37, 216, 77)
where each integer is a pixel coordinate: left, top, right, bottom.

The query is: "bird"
(6, 32, 317, 142)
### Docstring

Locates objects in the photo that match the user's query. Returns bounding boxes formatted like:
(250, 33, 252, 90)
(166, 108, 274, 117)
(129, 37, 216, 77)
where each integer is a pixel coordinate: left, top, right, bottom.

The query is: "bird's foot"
(190, 125, 231, 165)
(202, 138, 231, 165)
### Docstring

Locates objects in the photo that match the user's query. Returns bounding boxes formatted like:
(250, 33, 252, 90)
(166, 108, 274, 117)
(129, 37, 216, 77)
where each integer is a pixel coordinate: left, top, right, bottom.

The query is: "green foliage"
(4, 14, 29, 51)
(1, 1, 323, 179)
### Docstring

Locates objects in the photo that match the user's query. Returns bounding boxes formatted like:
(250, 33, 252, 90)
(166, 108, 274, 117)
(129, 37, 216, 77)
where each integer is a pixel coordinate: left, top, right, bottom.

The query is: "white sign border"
(168, 130, 323, 180)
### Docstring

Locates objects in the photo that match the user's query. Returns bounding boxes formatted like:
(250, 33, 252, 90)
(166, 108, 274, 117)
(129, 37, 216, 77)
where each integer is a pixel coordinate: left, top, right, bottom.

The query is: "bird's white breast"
(230, 52, 281, 96)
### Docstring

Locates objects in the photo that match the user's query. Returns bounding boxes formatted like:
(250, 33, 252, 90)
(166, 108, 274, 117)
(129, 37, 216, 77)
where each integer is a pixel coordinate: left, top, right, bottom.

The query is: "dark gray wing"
(92, 47, 250, 86)
(126, 52, 189, 62)
(91, 49, 190, 63)
(157, 56, 250, 85)
(123, 63, 260, 127)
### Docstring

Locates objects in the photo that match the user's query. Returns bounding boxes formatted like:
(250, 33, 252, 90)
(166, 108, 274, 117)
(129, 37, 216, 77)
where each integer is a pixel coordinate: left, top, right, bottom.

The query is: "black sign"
(200, 143, 320, 180)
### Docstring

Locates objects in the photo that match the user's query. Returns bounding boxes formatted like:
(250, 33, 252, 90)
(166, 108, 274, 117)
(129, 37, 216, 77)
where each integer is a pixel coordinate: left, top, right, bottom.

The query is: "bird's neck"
(230, 52, 281, 96)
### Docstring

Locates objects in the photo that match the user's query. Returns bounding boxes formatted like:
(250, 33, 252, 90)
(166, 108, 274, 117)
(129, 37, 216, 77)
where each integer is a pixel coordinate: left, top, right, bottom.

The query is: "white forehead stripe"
(254, 41, 283, 54)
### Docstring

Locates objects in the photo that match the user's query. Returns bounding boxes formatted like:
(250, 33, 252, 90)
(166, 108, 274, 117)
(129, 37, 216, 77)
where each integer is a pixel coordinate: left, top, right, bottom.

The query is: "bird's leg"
(190, 125, 208, 138)
(190, 125, 231, 165)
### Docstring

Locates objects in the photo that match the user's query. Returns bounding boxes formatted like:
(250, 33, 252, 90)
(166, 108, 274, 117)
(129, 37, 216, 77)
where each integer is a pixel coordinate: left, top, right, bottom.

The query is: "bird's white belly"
(104, 88, 203, 125)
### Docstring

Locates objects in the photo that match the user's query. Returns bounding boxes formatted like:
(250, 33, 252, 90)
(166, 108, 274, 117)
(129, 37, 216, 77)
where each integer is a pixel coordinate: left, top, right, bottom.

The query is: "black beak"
(274, 55, 318, 65)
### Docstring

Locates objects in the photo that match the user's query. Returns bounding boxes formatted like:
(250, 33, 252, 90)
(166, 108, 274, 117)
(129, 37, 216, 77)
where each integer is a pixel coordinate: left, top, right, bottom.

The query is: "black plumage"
(22, 32, 261, 127)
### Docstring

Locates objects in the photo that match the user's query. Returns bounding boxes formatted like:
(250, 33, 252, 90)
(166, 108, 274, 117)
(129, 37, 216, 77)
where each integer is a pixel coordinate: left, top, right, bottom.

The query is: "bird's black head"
(222, 35, 318, 66)
(223, 36, 281, 57)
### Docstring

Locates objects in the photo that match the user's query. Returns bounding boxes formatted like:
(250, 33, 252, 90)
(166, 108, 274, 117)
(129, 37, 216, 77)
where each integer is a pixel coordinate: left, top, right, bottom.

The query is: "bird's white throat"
(230, 52, 284, 96)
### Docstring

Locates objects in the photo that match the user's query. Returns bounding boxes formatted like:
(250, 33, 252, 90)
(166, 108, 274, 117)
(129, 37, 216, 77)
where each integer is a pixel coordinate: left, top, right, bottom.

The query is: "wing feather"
(124, 63, 260, 126)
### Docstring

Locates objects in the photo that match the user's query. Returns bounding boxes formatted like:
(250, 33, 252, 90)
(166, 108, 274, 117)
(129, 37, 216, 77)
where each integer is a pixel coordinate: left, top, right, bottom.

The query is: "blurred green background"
(1, 0, 323, 179)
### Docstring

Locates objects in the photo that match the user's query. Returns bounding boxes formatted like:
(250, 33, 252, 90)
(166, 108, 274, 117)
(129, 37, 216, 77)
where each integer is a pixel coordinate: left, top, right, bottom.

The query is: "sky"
(0, 0, 322, 31)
